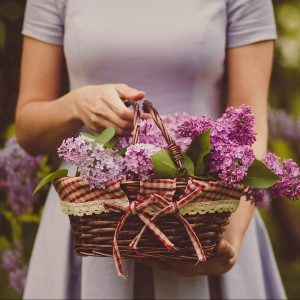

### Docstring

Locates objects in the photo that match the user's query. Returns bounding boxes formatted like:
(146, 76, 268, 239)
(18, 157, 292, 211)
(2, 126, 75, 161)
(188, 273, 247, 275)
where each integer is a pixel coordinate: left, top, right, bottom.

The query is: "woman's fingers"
(216, 239, 235, 259)
(115, 83, 145, 102)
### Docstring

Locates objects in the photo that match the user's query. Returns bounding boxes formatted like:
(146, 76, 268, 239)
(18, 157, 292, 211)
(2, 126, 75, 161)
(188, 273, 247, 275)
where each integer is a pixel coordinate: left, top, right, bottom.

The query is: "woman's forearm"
(16, 92, 83, 156)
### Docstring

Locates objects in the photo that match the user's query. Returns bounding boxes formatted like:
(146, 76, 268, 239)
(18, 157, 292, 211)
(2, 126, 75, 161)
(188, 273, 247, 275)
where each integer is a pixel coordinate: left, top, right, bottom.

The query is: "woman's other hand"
(141, 237, 239, 277)
(71, 83, 145, 136)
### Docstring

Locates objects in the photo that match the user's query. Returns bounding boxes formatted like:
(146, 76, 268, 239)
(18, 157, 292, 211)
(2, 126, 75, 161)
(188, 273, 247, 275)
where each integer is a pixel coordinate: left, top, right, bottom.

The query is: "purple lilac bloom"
(138, 119, 168, 148)
(9, 267, 27, 294)
(263, 153, 300, 200)
(211, 145, 255, 184)
(276, 159, 300, 199)
(2, 250, 20, 271)
(58, 136, 125, 189)
(209, 106, 256, 183)
(0, 137, 42, 215)
(245, 188, 271, 210)
(174, 115, 213, 152)
(263, 153, 283, 176)
(115, 136, 132, 149)
(175, 116, 214, 140)
(124, 143, 160, 180)
(216, 104, 256, 146)
(57, 135, 93, 166)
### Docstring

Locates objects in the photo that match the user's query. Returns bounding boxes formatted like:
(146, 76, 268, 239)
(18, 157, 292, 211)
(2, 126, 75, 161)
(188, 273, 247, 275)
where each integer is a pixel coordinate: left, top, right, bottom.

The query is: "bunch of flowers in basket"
(35, 103, 299, 202)
(34, 101, 299, 278)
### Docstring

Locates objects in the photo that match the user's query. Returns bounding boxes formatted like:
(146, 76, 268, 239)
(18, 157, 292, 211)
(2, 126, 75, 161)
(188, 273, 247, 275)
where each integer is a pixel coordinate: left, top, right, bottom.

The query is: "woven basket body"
(54, 178, 244, 261)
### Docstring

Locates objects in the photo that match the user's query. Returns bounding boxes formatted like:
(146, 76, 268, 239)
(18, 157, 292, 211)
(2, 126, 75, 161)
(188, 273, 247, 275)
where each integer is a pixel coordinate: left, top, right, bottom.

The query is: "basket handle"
(132, 102, 141, 145)
(141, 100, 188, 180)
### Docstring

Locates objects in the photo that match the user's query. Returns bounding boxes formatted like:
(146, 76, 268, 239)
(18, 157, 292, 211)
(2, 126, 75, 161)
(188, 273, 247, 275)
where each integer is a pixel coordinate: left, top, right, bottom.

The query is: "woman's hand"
(141, 233, 241, 276)
(71, 83, 145, 136)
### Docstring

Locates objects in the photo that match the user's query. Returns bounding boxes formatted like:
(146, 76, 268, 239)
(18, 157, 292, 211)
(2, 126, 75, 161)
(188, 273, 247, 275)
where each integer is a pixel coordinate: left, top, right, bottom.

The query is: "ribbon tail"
(113, 211, 131, 278)
(130, 210, 177, 252)
(176, 214, 206, 263)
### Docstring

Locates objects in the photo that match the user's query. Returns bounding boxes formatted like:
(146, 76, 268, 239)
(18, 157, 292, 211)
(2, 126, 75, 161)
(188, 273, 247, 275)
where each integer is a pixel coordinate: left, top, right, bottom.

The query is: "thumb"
(217, 239, 235, 259)
(115, 84, 145, 102)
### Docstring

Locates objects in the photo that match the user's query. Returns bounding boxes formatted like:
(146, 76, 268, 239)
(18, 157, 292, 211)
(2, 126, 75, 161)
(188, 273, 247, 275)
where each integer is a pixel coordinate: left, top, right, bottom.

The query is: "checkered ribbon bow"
(105, 178, 210, 278)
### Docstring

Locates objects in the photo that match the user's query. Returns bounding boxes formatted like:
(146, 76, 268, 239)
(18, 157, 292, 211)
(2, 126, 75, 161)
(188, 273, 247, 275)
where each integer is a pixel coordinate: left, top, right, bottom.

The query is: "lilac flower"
(208, 105, 257, 183)
(263, 153, 300, 200)
(263, 153, 283, 176)
(59, 136, 125, 189)
(9, 267, 27, 294)
(0, 137, 42, 215)
(211, 145, 255, 184)
(138, 119, 168, 148)
(115, 136, 132, 149)
(124, 143, 160, 180)
(245, 188, 271, 210)
(2, 250, 20, 271)
(162, 112, 190, 135)
(58, 135, 93, 166)
(175, 116, 214, 140)
(218, 104, 256, 146)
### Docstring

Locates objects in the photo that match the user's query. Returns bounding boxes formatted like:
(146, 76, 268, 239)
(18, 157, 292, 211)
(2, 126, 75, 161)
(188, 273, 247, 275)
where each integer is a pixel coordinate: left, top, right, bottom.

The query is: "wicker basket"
(54, 101, 245, 277)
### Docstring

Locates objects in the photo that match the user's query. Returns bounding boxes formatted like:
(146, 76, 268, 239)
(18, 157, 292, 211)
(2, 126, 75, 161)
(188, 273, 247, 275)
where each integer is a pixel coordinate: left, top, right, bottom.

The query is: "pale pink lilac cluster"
(124, 144, 161, 180)
(58, 136, 125, 189)
(0, 137, 42, 215)
(2, 245, 27, 294)
(138, 119, 168, 148)
(247, 153, 300, 206)
(264, 153, 300, 199)
(137, 113, 190, 150)
(115, 136, 132, 149)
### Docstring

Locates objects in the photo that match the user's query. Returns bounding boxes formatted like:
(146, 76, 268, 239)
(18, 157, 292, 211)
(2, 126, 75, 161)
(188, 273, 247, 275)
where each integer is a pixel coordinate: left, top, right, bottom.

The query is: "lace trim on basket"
(60, 198, 240, 217)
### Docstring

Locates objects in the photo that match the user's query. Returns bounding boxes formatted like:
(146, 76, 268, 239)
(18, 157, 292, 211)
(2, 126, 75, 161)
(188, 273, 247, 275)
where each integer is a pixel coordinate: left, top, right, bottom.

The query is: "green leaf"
(116, 147, 128, 157)
(183, 155, 194, 176)
(152, 150, 177, 178)
(186, 129, 211, 176)
(152, 150, 195, 179)
(95, 127, 115, 145)
(105, 136, 117, 149)
(0, 19, 6, 51)
(33, 169, 68, 195)
(0, 1, 23, 22)
(242, 160, 280, 188)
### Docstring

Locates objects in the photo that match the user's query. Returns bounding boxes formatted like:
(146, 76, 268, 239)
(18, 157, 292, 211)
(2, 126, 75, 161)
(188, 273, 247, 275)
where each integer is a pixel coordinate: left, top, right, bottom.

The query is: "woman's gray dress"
(22, 0, 286, 299)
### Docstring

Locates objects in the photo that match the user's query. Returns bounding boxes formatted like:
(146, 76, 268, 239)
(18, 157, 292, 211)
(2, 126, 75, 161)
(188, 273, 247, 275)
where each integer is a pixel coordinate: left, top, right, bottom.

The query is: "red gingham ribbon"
(129, 179, 208, 263)
(104, 193, 178, 278)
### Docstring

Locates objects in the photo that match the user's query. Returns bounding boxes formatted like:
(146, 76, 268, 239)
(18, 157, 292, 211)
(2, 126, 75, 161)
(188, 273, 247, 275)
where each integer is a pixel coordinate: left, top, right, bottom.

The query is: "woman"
(16, 0, 286, 299)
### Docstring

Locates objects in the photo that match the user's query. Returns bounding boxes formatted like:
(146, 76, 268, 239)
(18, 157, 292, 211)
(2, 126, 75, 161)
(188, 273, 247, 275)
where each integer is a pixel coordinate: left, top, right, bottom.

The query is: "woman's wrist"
(62, 88, 85, 126)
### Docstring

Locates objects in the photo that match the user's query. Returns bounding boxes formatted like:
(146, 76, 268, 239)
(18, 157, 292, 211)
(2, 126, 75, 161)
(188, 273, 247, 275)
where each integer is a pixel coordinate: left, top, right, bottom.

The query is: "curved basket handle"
(132, 102, 140, 145)
(142, 100, 188, 179)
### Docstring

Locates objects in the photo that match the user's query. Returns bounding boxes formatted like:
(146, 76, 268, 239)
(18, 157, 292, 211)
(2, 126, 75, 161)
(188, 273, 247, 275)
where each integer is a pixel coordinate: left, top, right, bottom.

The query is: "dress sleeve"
(22, 0, 65, 45)
(226, 0, 277, 48)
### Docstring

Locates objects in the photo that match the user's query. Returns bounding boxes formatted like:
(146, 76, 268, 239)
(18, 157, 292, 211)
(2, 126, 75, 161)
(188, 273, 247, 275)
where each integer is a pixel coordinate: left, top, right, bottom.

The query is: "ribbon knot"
(129, 201, 138, 215)
(169, 201, 179, 214)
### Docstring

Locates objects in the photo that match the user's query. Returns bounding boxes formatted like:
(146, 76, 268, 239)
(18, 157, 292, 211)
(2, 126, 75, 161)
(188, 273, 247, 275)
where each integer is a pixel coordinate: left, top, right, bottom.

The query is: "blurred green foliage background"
(0, 0, 299, 299)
